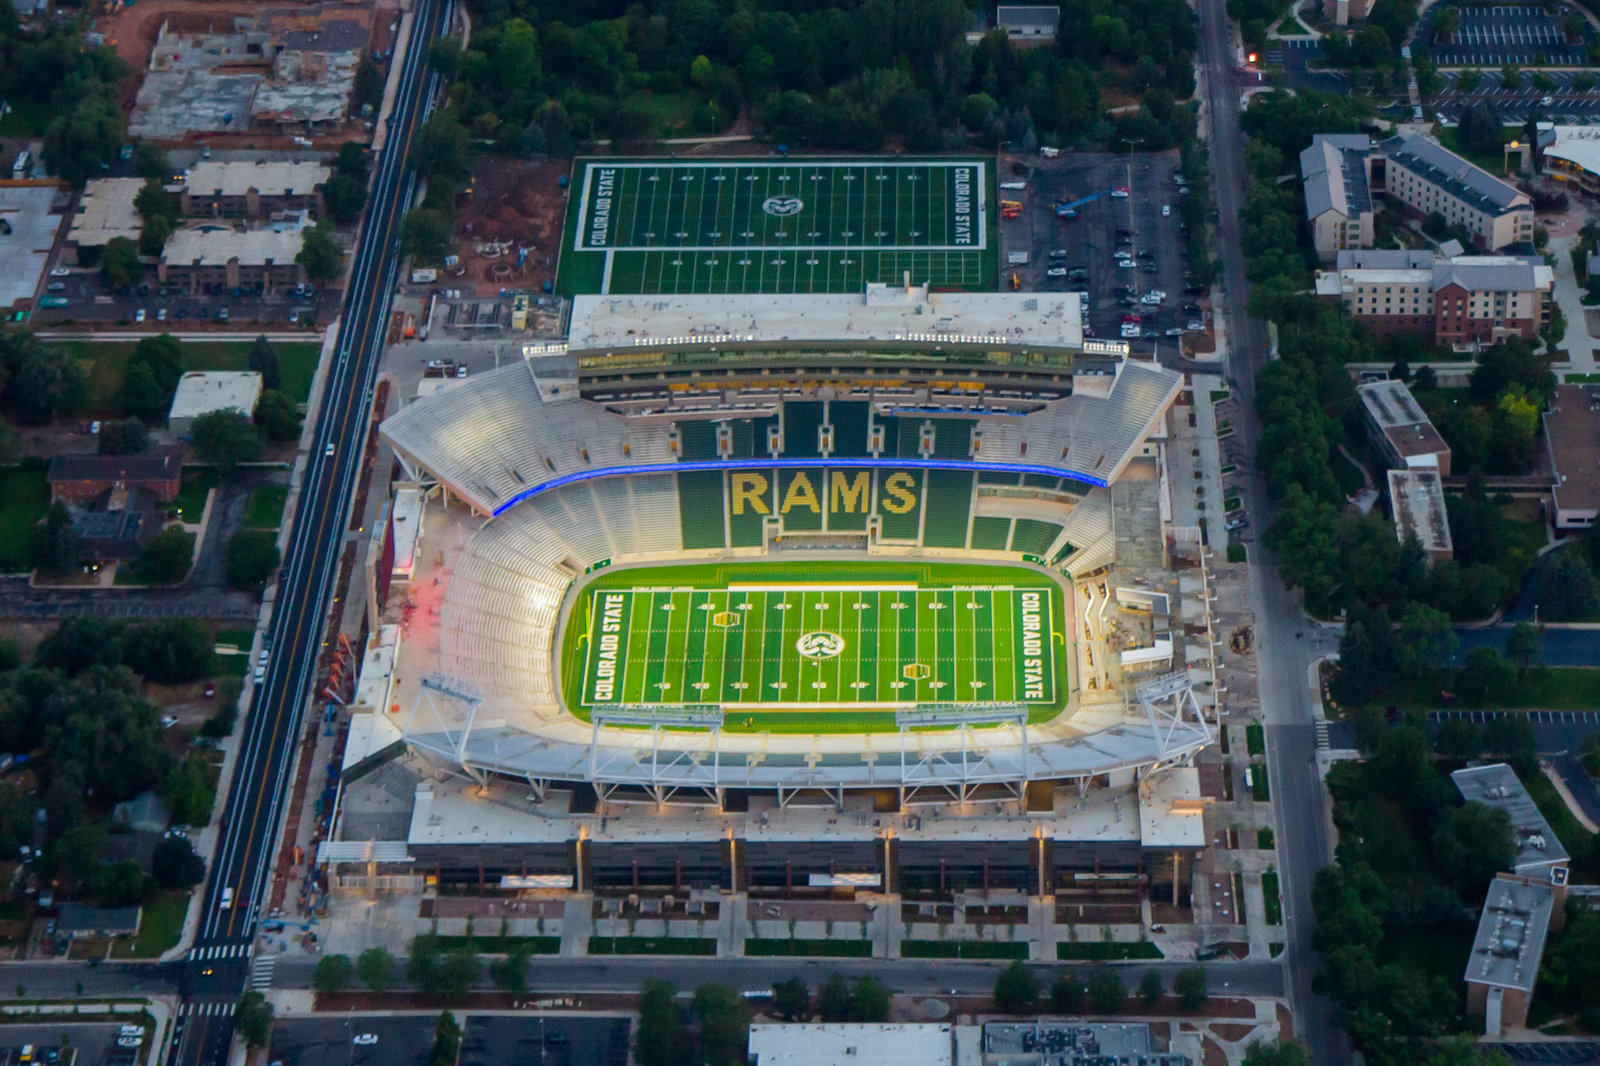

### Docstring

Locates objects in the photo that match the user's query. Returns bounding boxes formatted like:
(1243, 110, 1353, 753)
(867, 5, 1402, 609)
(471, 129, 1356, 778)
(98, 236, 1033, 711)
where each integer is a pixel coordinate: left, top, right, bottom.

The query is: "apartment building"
(180, 160, 329, 220)
(1378, 134, 1534, 251)
(1323, 0, 1374, 25)
(158, 228, 305, 295)
(1316, 249, 1552, 345)
(1300, 134, 1376, 261)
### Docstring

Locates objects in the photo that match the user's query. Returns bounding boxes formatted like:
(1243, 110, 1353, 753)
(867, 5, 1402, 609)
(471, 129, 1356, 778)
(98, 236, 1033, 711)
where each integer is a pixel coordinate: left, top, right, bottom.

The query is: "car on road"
(49, 268, 69, 278)
(1162, 204, 1172, 216)
(253, 665, 265, 683)
(325, 442, 336, 457)
(220, 886, 234, 909)
(1110, 187, 1130, 198)
(353, 1035, 379, 1046)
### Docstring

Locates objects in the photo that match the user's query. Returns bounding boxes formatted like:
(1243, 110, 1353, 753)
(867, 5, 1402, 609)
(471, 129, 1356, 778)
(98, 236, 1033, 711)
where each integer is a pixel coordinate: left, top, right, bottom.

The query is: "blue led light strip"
(489, 457, 1109, 518)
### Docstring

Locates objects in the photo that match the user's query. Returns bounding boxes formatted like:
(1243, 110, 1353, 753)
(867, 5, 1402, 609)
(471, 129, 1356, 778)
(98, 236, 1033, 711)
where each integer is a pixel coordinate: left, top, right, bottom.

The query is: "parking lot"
(1418, 4, 1592, 66)
(0, 1021, 148, 1066)
(27, 268, 335, 331)
(1434, 67, 1600, 122)
(1000, 150, 1204, 353)
(1269, 40, 1350, 94)
(268, 1014, 630, 1066)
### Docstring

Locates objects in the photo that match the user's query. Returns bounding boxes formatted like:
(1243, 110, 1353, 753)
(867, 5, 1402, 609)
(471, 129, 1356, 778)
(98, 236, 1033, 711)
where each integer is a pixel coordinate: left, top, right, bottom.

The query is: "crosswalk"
(179, 1001, 236, 1018)
(1429, 709, 1600, 725)
(1315, 720, 1330, 750)
(189, 943, 250, 961)
(250, 955, 276, 991)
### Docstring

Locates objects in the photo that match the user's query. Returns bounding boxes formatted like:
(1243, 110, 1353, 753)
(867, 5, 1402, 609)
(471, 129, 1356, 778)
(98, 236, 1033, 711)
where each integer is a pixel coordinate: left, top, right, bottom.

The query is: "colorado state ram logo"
(796, 631, 846, 659)
(761, 196, 805, 216)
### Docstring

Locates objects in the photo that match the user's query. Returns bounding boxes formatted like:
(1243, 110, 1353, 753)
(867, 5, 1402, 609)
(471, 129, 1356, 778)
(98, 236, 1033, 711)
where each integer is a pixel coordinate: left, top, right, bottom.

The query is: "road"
(165, 0, 453, 1061)
(1195, 0, 1349, 1061)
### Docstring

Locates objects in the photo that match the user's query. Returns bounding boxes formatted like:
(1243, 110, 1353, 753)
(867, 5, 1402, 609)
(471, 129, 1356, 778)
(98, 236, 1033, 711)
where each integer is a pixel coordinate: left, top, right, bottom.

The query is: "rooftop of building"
(1535, 124, 1600, 179)
(168, 371, 264, 421)
(1452, 763, 1570, 873)
(251, 51, 360, 124)
(983, 1022, 1182, 1064)
(1382, 133, 1529, 216)
(69, 178, 145, 248)
(1300, 134, 1374, 220)
(996, 5, 1061, 26)
(162, 227, 303, 267)
(1464, 874, 1555, 992)
(566, 282, 1084, 356)
(749, 1024, 955, 1066)
(1359, 380, 1450, 461)
(182, 160, 330, 199)
(0, 183, 63, 311)
(1544, 383, 1600, 515)
(1387, 469, 1453, 556)
(46, 447, 182, 485)
(1336, 248, 1436, 270)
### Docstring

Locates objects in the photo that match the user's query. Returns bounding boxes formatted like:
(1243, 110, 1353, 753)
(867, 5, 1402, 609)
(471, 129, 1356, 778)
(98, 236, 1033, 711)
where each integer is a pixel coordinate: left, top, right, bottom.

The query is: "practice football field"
(557, 158, 996, 295)
(577, 582, 1058, 710)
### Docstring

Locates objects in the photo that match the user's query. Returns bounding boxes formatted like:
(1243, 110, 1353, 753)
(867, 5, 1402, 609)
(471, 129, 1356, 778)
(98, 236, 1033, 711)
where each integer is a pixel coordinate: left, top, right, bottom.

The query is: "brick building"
(1316, 249, 1551, 345)
(179, 160, 329, 220)
(46, 447, 183, 505)
(158, 229, 305, 296)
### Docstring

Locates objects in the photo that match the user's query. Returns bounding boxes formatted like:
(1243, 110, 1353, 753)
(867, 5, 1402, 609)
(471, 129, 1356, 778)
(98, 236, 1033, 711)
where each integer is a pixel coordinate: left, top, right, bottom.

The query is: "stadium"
(327, 159, 1218, 919)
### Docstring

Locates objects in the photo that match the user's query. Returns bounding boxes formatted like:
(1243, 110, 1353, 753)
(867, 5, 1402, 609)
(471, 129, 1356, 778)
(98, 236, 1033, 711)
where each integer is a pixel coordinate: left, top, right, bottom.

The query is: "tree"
(1432, 801, 1515, 896)
(1050, 972, 1085, 1013)
(488, 950, 528, 995)
(151, 835, 205, 889)
(428, 1010, 462, 1066)
(322, 173, 368, 225)
(296, 222, 343, 284)
(1434, 717, 1483, 760)
(42, 89, 125, 187)
(6, 344, 85, 424)
(772, 976, 810, 1021)
(1455, 646, 1516, 705)
(692, 984, 749, 1066)
(436, 945, 480, 1001)
(135, 526, 195, 585)
(357, 947, 396, 991)
(49, 665, 172, 802)
(334, 142, 369, 183)
(1460, 99, 1506, 155)
(411, 110, 471, 179)
(848, 975, 891, 1021)
(637, 979, 683, 1066)
(994, 960, 1038, 1013)
(817, 974, 851, 1021)
(313, 954, 354, 994)
(1433, 6, 1461, 41)
(121, 334, 184, 423)
(403, 208, 453, 260)
(1484, 715, 1538, 774)
(227, 530, 281, 591)
(36, 616, 123, 675)
(248, 335, 281, 391)
(189, 410, 263, 473)
(139, 213, 171, 258)
(408, 934, 442, 992)
(1087, 969, 1125, 1014)
(1174, 966, 1207, 1011)
(233, 990, 274, 1048)
(1397, 602, 1458, 682)
(97, 418, 148, 455)
(30, 499, 80, 577)
(122, 618, 213, 683)
(1137, 968, 1163, 1006)
(102, 236, 143, 289)
(161, 754, 216, 826)
(253, 389, 301, 443)
(1536, 549, 1599, 622)
(86, 860, 144, 906)
(1505, 621, 1542, 678)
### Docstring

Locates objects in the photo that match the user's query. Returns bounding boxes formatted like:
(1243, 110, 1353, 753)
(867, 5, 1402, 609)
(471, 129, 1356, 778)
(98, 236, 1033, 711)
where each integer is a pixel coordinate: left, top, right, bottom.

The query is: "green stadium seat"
(978, 471, 1022, 485)
(930, 419, 975, 460)
(896, 418, 922, 458)
(922, 469, 974, 548)
(727, 419, 756, 459)
(677, 420, 719, 461)
(781, 402, 825, 458)
(751, 415, 779, 457)
(677, 471, 727, 549)
(970, 516, 1013, 551)
(828, 401, 871, 457)
(1009, 518, 1063, 556)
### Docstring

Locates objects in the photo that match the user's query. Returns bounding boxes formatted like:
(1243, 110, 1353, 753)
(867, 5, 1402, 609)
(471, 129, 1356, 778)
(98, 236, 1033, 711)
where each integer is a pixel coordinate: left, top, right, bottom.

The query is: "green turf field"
(557, 158, 997, 296)
(562, 561, 1068, 731)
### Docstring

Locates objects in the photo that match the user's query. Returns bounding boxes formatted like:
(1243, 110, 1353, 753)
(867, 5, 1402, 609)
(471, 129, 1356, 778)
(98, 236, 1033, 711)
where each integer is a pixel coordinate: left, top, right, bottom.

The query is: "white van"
(220, 886, 234, 910)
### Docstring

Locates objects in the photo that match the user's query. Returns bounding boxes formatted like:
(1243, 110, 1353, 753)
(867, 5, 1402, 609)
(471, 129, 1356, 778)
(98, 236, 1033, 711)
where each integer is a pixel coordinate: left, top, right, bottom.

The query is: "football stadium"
(326, 158, 1218, 920)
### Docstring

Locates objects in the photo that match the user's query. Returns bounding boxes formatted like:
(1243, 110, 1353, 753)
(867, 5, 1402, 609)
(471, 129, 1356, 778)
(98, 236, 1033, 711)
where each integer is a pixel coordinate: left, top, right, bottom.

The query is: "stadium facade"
(332, 264, 1215, 907)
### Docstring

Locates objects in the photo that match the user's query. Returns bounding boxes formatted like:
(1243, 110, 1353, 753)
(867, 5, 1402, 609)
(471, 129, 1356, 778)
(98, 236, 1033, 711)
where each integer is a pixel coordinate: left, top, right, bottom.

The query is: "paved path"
(1549, 233, 1596, 373)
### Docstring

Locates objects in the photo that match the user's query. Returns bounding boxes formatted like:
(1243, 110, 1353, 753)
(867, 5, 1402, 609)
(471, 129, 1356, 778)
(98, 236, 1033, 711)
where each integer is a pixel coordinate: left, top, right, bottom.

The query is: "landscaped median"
(588, 936, 716, 955)
(745, 939, 872, 957)
(902, 940, 1028, 960)
(1056, 941, 1163, 961)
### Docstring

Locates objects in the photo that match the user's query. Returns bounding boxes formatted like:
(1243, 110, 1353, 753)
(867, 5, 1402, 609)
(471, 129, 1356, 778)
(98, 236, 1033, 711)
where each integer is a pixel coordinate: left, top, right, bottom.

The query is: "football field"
(557, 158, 996, 295)
(578, 582, 1058, 710)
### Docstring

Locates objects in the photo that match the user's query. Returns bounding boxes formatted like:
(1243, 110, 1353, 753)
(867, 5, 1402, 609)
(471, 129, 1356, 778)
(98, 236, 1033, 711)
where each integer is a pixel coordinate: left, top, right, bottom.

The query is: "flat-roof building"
(1465, 873, 1557, 1035)
(749, 1024, 962, 1066)
(1543, 383, 1600, 530)
(180, 160, 329, 219)
(1451, 763, 1570, 877)
(1387, 469, 1453, 563)
(68, 178, 145, 253)
(1358, 380, 1452, 476)
(158, 228, 305, 296)
(996, 5, 1060, 39)
(168, 371, 264, 437)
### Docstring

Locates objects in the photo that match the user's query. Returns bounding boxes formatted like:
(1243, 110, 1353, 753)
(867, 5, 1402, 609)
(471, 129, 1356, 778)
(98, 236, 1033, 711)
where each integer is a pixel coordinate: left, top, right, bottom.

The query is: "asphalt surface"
(1417, 3, 1592, 66)
(164, 0, 453, 1061)
(1197, 2, 1350, 1062)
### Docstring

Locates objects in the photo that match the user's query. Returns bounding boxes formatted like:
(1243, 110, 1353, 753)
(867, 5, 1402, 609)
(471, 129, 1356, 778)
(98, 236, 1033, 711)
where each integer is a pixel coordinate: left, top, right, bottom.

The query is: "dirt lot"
(452, 157, 572, 297)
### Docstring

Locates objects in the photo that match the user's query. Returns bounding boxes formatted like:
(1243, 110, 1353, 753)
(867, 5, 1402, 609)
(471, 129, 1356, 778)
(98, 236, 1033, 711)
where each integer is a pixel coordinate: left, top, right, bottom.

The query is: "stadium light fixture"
(490, 457, 1110, 518)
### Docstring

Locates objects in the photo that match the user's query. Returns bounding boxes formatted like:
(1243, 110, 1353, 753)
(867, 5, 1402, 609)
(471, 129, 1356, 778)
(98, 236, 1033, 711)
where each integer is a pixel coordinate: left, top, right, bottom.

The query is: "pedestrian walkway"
(1548, 233, 1597, 374)
(250, 956, 277, 992)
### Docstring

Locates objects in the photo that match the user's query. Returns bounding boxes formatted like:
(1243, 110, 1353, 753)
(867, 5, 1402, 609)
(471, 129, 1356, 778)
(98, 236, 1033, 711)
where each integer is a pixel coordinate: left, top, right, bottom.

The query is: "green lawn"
(173, 468, 219, 524)
(436, 935, 560, 955)
(65, 339, 322, 415)
(214, 628, 254, 677)
(1246, 723, 1265, 756)
(1330, 446, 1367, 496)
(746, 939, 874, 957)
(1376, 924, 1474, 988)
(1250, 762, 1270, 801)
(617, 90, 700, 136)
(110, 891, 188, 958)
(1056, 941, 1164, 961)
(1456, 669, 1600, 710)
(1261, 871, 1283, 925)
(1227, 543, 1247, 563)
(1258, 827, 1275, 850)
(902, 940, 1028, 960)
(587, 936, 717, 956)
(0, 99, 52, 137)
(244, 485, 288, 529)
(0, 466, 50, 572)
